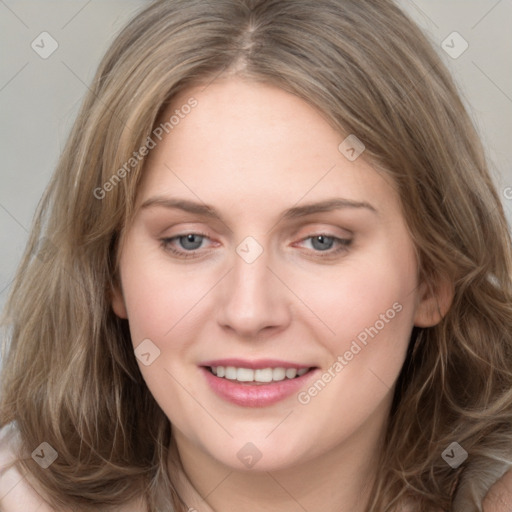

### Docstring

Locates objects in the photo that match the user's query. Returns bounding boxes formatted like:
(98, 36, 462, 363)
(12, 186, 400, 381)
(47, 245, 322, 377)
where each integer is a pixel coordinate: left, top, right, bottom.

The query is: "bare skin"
(483, 470, 512, 512)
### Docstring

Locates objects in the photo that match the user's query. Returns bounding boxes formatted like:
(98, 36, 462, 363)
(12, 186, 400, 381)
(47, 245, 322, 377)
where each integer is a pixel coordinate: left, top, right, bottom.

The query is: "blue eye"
(298, 234, 352, 257)
(160, 232, 210, 258)
(176, 233, 204, 250)
(160, 232, 352, 260)
(309, 235, 335, 251)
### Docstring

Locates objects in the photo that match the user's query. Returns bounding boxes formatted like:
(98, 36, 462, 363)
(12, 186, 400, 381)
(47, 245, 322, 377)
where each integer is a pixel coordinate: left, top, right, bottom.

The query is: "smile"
(200, 359, 319, 407)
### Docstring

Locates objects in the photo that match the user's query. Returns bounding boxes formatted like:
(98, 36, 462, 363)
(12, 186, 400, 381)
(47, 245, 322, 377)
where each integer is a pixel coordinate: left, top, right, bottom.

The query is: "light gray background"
(1, 0, 511, 314)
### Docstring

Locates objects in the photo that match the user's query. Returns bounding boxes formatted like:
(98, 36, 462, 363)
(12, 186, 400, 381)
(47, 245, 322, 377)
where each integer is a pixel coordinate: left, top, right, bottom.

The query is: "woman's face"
(112, 77, 437, 473)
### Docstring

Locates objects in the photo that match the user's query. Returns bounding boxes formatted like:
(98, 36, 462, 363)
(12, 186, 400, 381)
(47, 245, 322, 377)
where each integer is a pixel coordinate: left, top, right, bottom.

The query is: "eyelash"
(160, 232, 352, 260)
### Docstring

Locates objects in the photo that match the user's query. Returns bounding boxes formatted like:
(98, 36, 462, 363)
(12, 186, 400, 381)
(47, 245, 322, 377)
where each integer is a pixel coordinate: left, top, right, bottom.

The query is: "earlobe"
(111, 281, 128, 319)
(413, 274, 454, 328)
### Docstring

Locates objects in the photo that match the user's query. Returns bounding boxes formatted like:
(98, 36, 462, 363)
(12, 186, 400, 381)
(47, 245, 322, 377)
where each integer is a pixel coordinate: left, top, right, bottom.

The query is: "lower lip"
(200, 367, 318, 407)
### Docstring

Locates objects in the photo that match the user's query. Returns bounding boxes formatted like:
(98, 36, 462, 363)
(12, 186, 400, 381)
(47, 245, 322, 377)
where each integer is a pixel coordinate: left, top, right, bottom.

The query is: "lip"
(199, 361, 319, 408)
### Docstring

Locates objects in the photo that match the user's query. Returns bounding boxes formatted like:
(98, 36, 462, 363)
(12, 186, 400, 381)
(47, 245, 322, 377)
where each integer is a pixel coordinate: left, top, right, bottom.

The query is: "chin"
(200, 435, 315, 473)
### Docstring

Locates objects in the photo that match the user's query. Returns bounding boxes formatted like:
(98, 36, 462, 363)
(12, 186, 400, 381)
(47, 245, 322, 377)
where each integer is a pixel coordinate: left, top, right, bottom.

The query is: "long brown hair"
(1, 1, 511, 510)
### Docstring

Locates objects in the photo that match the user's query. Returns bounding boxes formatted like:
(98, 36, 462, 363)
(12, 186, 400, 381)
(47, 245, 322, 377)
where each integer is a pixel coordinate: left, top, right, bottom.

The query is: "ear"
(414, 273, 454, 328)
(110, 278, 128, 319)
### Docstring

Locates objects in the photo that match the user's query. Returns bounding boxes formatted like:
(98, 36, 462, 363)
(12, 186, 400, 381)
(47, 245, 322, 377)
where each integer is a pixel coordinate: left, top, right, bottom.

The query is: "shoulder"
(483, 469, 512, 512)
(453, 455, 512, 512)
(0, 422, 56, 512)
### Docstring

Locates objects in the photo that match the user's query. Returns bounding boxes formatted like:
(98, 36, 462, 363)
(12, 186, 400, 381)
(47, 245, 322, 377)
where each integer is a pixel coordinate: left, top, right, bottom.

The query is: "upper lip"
(200, 358, 314, 370)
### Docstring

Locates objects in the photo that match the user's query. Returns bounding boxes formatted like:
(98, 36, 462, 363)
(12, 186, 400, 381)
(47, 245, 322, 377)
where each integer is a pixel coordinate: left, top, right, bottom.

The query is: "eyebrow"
(140, 196, 378, 222)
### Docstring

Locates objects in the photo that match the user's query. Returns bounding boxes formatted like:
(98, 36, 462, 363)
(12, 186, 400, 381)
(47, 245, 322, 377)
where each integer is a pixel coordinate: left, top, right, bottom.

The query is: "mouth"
(199, 359, 319, 407)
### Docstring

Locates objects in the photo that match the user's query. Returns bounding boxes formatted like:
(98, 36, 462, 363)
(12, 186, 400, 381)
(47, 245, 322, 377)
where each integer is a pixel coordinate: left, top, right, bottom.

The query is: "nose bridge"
(216, 242, 290, 336)
(233, 249, 269, 298)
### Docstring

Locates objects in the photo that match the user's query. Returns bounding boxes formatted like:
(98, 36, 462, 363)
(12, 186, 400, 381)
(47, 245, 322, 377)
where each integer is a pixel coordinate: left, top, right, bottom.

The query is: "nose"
(216, 247, 292, 339)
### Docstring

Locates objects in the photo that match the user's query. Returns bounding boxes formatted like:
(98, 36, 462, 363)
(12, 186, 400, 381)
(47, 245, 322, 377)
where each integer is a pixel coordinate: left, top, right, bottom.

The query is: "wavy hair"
(1, 0, 511, 511)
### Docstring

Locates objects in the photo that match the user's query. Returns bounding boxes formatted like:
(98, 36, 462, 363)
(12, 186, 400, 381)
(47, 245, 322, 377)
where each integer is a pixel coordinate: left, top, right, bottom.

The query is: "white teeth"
(225, 366, 237, 379)
(272, 367, 286, 381)
(210, 366, 310, 383)
(236, 368, 254, 382)
(254, 368, 273, 382)
(285, 368, 297, 379)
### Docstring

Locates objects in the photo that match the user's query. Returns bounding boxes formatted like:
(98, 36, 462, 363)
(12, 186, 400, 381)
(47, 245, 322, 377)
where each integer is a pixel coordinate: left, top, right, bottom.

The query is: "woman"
(1, 0, 511, 510)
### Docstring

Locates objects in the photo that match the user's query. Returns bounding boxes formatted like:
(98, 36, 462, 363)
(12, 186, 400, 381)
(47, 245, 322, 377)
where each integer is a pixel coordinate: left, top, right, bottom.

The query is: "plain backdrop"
(0, 0, 511, 314)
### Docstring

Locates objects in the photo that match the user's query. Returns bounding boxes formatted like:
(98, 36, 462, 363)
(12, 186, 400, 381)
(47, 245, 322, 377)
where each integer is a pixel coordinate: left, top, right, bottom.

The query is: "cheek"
(118, 247, 215, 427)
(298, 246, 418, 353)
(119, 245, 215, 345)
(294, 247, 419, 432)
(290, 251, 418, 442)
(295, 240, 419, 420)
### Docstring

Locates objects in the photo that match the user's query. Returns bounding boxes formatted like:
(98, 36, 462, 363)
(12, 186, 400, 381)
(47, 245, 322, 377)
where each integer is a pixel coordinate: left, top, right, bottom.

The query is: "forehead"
(136, 77, 399, 218)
